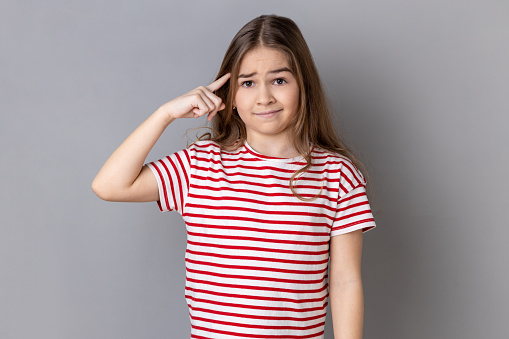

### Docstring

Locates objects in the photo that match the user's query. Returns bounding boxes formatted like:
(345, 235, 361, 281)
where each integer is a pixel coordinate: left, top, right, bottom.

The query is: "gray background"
(1, 0, 508, 338)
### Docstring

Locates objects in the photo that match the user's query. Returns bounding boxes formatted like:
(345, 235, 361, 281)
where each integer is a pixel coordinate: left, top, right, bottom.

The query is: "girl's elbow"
(91, 178, 114, 201)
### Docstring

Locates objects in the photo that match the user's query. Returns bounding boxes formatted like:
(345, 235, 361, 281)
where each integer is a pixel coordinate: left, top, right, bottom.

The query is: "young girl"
(92, 14, 376, 339)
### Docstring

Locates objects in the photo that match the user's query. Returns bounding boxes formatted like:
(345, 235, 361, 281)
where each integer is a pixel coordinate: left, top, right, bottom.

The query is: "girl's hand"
(158, 73, 231, 122)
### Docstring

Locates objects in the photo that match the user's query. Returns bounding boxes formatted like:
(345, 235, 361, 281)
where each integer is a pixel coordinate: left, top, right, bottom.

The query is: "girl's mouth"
(254, 109, 282, 117)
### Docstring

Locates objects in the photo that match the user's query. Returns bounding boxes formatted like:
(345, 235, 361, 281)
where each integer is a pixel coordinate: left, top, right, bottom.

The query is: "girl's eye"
(241, 79, 286, 87)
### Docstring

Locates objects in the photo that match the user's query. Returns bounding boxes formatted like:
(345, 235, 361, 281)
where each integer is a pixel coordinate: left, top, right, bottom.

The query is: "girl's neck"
(246, 134, 299, 158)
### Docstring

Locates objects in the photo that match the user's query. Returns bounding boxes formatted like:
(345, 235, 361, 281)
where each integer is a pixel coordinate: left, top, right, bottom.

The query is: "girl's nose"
(256, 83, 275, 105)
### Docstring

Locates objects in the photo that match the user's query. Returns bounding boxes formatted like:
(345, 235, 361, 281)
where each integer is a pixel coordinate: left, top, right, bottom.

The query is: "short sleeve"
(330, 164, 376, 236)
(146, 148, 191, 214)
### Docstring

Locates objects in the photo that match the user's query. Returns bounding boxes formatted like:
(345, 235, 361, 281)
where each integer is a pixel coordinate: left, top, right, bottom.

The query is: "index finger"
(206, 73, 231, 92)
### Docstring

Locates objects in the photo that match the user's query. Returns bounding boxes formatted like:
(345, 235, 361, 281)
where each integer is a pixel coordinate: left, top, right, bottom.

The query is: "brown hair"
(194, 14, 370, 201)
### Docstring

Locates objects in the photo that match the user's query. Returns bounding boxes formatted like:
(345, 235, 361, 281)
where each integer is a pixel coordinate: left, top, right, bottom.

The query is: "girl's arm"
(91, 109, 174, 202)
(91, 73, 231, 202)
(329, 229, 364, 339)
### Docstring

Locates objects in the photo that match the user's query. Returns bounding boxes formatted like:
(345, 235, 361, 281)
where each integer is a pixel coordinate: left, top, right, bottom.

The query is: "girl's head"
(210, 14, 334, 152)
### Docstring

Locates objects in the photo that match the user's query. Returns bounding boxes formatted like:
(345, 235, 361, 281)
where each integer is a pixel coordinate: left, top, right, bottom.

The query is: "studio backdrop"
(1, 0, 508, 338)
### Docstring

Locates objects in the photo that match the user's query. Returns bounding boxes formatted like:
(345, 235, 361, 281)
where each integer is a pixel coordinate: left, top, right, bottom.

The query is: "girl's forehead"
(238, 47, 291, 73)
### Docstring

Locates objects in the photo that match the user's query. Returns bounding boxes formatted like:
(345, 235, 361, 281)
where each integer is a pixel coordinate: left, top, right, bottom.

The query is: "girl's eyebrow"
(238, 67, 292, 79)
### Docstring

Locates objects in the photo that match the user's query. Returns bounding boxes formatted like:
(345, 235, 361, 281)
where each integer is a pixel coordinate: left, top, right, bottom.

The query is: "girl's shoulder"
(311, 144, 352, 163)
(186, 139, 221, 158)
(187, 138, 220, 150)
(187, 139, 243, 156)
(311, 145, 366, 185)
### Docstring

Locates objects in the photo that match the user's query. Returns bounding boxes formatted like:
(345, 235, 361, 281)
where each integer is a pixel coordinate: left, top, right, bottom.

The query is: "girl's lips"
(254, 109, 282, 117)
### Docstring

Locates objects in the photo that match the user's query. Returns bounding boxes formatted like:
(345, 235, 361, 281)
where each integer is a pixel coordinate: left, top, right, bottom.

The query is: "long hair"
(195, 14, 370, 201)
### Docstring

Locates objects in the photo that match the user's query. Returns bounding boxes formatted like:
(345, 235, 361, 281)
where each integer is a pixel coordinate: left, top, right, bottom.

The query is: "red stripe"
(199, 153, 338, 165)
(187, 303, 326, 321)
(336, 200, 370, 214)
(194, 164, 348, 178)
(167, 155, 183, 212)
(332, 218, 375, 231)
(244, 142, 307, 161)
(186, 258, 328, 275)
(185, 203, 334, 221)
(195, 165, 341, 183)
(185, 213, 330, 228)
(158, 159, 178, 212)
(337, 191, 368, 204)
(192, 173, 337, 193)
(186, 267, 326, 284)
(186, 294, 327, 313)
(192, 154, 356, 168)
(193, 157, 297, 173)
(186, 249, 329, 265)
(338, 182, 348, 194)
(187, 240, 329, 256)
(188, 192, 336, 212)
(194, 147, 255, 159)
(194, 148, 333, 163)
(176, 150, 190, 201)
(186, 286, 327, 304)
(193, 143, 354, 162)
(191, 324, 324, 338)
(335, 209, 373, 222)
(193, 141, 227, 151)
(151, 162, 171, 211)
(186, 222, 329, 237)
(186, 277, 328, 294)
(193, 153, 271, 163)
(187, 231, 330, 246)
(188, 184, 336, 202)
(190, 314, 325, 330)
(184, 149, 191, 191)
(191, 335, 215, 339)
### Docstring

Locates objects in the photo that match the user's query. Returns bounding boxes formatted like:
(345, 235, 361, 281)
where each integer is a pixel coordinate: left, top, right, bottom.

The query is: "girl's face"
(234, 46, 300, 143)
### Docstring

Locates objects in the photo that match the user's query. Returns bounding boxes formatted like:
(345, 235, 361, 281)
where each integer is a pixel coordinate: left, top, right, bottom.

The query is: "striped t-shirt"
(147, 139, 376, 339)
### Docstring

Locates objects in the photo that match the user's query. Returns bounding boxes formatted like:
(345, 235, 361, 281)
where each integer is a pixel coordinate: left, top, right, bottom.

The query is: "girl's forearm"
(91, 107, 174, 197)
(330, 281, 364, 339)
